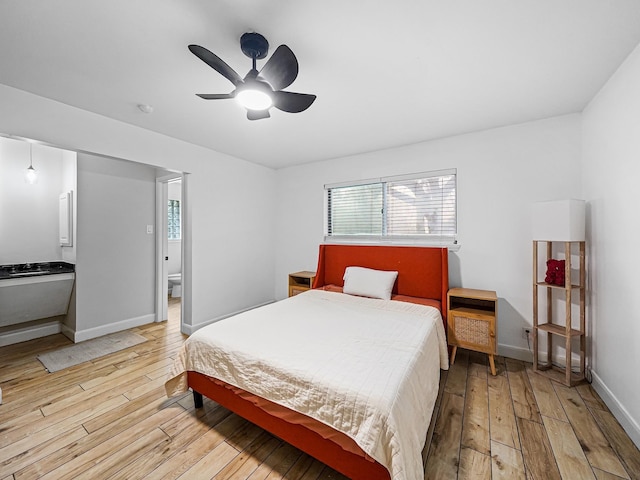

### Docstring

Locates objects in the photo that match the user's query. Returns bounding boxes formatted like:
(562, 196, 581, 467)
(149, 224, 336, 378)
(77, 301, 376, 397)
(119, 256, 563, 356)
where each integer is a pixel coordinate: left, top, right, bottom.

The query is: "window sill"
(323, 236, 460, 252)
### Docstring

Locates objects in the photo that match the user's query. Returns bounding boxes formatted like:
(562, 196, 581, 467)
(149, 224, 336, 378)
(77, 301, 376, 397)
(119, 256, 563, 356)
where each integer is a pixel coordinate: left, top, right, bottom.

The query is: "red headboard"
(312, 244, 449, 322)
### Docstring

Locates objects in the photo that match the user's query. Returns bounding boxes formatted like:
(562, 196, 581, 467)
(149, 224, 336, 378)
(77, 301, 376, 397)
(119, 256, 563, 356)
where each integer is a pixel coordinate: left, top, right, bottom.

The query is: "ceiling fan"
(189, 32, 316, 120)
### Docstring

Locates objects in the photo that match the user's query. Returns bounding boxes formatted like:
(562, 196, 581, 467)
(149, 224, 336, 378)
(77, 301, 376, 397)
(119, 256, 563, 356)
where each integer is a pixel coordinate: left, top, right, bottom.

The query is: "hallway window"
(168, 199, 181, 240)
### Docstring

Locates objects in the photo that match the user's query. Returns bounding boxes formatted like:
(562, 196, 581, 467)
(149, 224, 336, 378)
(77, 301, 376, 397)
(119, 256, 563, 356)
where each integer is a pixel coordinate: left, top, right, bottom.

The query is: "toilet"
(168, 273, 182, 298)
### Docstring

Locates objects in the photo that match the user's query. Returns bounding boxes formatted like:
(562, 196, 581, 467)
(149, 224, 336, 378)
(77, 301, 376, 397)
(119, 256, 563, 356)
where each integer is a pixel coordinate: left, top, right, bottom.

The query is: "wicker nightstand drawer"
(449, 308, 495, 353)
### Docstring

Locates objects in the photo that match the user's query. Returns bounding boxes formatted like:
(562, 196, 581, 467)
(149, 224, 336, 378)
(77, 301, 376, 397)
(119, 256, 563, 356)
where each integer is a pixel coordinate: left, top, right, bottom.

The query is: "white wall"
(274, 114, 582, 361)
(73, 153, 157, 340)
(0, 84, 276, 333)
(582, 42, 640, 446)
(0, 138, 69, 264)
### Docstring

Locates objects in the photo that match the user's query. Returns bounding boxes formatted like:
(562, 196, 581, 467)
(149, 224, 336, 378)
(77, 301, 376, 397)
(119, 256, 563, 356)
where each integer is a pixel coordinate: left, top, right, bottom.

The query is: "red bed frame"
(189, 244, 449, 479)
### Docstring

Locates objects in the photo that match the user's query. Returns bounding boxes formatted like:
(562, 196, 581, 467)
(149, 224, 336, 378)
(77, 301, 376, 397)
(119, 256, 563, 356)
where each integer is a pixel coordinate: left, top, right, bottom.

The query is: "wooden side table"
(447, 288, 498, 375)
(288, 271, 316, 297)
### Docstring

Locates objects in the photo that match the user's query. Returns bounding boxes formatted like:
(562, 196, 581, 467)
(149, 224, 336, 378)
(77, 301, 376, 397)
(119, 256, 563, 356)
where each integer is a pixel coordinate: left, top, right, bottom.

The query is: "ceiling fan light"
(236, 89, 273, 111)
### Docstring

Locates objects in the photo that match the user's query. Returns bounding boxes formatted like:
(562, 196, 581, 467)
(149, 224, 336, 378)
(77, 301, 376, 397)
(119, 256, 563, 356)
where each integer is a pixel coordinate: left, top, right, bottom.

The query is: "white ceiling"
(1, 1, 640, 169)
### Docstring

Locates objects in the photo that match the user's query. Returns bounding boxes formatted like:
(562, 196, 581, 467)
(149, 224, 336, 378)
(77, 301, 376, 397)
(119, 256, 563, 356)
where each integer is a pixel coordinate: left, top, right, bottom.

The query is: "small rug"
(37, 331, 147, 372)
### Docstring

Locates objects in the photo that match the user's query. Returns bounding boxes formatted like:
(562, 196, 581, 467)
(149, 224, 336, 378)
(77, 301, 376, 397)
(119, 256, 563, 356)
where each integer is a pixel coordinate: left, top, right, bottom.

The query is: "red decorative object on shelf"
(545, 259, 565, 285)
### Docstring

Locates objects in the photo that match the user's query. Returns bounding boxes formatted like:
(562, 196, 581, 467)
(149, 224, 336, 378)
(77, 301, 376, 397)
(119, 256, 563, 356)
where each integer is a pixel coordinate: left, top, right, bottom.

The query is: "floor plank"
(445, 347, 469, 396)
(488, 373, 520, 449)
(247, 441, 304, 480)
(593, 468, 631, 480)
(576, 384, 609, 412)
(212, 431, 283, 480)
(589, 408, 640, 480)
(468, 351, 489, 379)
(462, 374, 490, 455)
(0, 394, 129, 467)
(505, 358, 542, 423)
(116, 406, 232, 480)
(424, 392, 464, 479)
(0, 425, 86, 478)
(542, 415, 596, 480)
(36, 408, 178, 480)
(490, 440, 526, 480)
(74, 428, 171, 480)
(258, 441, 304, 480)
(177, 440, 239, 479)
(143, 417, 235, 480)
(526, 368, 568, 422)
(517, 417, 562, 480)
(458, 446, 491, 479)
(553, 382, 629, 478)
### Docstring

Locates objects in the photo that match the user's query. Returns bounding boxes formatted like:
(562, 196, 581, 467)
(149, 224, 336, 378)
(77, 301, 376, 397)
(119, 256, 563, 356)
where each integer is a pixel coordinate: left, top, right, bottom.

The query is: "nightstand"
(288, 271, 316, 297)
(447, 288, 498, 375)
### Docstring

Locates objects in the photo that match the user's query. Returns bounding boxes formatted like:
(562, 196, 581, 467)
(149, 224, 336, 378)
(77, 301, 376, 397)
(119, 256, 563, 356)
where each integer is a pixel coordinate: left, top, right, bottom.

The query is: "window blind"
(327, 183, 383, 236)
(326, 170, 457, 244)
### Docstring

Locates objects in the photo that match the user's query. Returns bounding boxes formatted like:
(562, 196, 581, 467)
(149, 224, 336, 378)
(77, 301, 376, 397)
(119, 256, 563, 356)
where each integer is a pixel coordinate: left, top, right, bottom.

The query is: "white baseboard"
(590, 370, 640, 449)
(60, 323, 75, 341)
(498, 343, 585, 368)
(184, 301, 274, 335)
(71, 313, 156, 343)
(0, 321, 62, 347)
(498, 343, 533, 363)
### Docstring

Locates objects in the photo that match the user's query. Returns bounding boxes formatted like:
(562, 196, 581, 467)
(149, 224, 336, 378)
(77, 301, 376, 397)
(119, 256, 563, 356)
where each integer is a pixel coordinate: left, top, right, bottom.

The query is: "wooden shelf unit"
(288, 271, 316, 297)
(532, 240, 586, 386)
(447, 288, 498, 376)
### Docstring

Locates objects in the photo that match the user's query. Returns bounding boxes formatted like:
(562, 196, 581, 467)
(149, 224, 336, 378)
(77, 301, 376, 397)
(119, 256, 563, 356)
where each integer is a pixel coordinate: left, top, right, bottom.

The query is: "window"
(326, 169, 457, 245)
(168, 199, 181, 240)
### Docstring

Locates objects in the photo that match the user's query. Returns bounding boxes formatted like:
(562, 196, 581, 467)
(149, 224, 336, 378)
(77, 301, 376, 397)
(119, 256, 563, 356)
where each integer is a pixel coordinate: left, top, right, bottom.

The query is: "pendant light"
(25, 143, 38, 184)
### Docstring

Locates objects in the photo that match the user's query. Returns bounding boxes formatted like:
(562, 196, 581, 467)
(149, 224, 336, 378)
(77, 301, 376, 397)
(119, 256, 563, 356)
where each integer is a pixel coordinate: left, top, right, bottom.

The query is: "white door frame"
(155, 173, 190, 332)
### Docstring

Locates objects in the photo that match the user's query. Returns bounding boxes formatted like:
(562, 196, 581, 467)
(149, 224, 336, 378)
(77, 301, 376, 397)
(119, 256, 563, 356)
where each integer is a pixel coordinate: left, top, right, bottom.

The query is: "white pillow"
(342, 266, 398, 300)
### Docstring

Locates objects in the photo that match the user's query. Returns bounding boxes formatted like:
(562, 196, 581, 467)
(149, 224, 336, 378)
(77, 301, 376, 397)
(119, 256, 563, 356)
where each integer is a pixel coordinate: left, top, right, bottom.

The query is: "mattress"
(166, 289, 448, 480)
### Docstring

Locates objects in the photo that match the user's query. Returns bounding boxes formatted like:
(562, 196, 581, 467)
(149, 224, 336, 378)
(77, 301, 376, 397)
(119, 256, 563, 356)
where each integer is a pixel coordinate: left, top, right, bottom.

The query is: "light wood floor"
(425, 350, 640, 480)
(1, 299, 639, 479)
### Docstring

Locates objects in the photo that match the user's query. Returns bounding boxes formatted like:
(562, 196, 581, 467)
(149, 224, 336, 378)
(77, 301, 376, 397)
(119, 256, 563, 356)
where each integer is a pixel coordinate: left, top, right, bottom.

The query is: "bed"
(165, 244, 449, 480)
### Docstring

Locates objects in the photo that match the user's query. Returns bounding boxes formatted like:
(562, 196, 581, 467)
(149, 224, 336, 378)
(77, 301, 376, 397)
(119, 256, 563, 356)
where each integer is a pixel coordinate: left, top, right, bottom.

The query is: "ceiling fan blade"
(272, 91, 316, 113)
(196, 93, 234, 100)
(258, 45, 298, 90)
(189, 44, 243, 87)
(247, 109, 271, 121)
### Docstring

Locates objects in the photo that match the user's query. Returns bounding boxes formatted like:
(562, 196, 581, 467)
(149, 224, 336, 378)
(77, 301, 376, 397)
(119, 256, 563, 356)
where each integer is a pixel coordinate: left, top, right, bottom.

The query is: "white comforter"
(165, 289, 448, 480)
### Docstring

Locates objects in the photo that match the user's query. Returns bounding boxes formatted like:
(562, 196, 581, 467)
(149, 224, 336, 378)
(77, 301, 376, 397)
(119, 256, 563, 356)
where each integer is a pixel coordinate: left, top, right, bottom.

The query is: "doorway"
(156, 173, 186, 329)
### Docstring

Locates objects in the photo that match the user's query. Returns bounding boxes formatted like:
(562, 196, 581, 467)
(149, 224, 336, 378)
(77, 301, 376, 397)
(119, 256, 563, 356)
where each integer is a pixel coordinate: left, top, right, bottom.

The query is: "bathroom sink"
(10, 271, 50, 277)
(0, 261, 74, 279)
